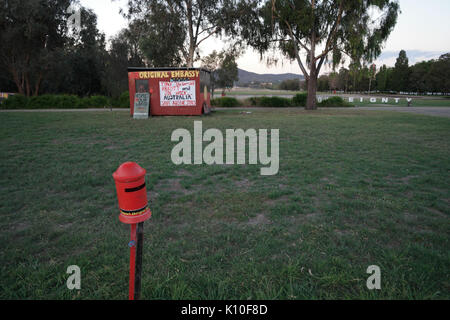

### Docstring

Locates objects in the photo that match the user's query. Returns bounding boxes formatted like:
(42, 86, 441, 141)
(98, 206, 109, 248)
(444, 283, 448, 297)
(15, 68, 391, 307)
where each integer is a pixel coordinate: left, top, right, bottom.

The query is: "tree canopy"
(0, 0, 72, 96)
(122, 0, 240, 67)
(237, 0, 400, 109)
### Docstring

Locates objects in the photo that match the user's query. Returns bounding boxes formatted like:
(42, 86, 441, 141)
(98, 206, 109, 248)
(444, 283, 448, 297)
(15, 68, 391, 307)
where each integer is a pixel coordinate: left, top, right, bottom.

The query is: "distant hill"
(236, 68, 304, 86)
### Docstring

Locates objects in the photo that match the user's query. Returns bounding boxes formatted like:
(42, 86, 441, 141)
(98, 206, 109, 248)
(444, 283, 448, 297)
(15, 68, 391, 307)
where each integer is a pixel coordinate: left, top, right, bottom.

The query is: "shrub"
(28, 94, 82, 108)
(78, 97, 92, 108)
(89, 95, 109, 108)
(109, 91, 129, 108)
(248, 97, 262, 106)
(1, 94, 28, 109)
(56, 95, 79, 108)
(211, 97, 240, 108)
(0, 94, 117, 109)
(292, 93, 307, 106)
(318, 96, 353, 108)
(245, 96, 295, 107)
(119, 91, 130, 108)
(28, 95, 55, 108)
(259, 96, 293, 107)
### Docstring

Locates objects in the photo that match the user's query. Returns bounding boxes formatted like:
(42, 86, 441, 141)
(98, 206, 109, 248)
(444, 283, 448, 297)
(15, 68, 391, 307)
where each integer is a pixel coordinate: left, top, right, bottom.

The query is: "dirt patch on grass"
(14, 222, 31, 232)
(334, 228, 355, 236)
(247, 213, 271, 226)
(385, 174, 420, 185)
(286, 212, 323, 225)
(235, 178, 253, 189)
(56, 222, 74, 231)
(426, 207, 446, 218)
(264, 195, 291, 206)
(320, 177, 337, 185)
(175, 169, 193, 177)
(154, 178, 202, 197)
(403, 212, 418, 221)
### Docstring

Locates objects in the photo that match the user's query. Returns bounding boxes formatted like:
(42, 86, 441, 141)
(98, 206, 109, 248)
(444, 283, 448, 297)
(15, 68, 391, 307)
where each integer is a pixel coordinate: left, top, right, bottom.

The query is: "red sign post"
(113, 162, 152, 300)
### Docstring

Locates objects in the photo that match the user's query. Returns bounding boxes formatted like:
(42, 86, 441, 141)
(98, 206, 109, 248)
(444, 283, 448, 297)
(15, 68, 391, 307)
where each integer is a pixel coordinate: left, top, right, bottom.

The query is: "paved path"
(214, 106, 450, 118)
(354, 106, 450, 118)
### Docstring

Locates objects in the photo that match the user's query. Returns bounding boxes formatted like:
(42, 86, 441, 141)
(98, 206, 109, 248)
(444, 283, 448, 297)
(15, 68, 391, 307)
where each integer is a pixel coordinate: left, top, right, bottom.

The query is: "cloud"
(375, 50, 447, 67)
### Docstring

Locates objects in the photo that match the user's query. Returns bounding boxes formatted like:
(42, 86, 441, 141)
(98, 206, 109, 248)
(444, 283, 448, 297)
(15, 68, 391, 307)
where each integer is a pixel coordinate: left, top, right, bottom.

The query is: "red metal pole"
(129, 223, 137, 300)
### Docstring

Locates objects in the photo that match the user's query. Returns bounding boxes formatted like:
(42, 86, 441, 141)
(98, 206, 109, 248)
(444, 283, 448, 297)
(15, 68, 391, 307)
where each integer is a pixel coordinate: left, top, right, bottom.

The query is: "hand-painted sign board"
(133, 93, 150, 119)
(160, 80, 196, 107)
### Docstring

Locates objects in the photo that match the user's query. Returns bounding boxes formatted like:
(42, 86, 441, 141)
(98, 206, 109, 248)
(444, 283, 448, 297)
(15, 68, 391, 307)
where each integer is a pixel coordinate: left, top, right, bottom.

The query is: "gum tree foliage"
(102, 23, 146, 97)
(54, 8, 108, 96)
(390, 49, 409, 92)
(122, 0, 239, 67)
(201, 49, 240, 97)
(427, 53, 450, 93)
(237, 0, 400, 109)
(201, 50, 224, 98)
(215, 53, 239, 95)
(0, 0, 72, 96)
(279, 78, 301, 90)
(375, 64, 389, 91)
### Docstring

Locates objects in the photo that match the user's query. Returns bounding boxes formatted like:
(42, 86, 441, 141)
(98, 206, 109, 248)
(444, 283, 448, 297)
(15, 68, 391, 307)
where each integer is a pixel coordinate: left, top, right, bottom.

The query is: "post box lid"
(113, 162, 147, 183)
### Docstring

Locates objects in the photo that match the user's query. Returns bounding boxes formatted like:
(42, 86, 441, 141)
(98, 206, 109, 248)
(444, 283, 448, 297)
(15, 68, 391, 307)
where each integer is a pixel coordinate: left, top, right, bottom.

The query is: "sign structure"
(160, 80, 196, 107)
(133, 93, 150, 119)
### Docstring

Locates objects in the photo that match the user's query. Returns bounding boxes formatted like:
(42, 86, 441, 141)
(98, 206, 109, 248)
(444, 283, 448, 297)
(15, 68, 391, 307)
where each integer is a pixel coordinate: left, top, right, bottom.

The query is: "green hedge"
(1, 92, 353, 110)
(247, 96, 293, 107)
(211, 97, 241, 108)
(292, 93, 307, 107)
(1, 95, 28, 109)
(110, 91, 130, 108)
(1, 92, 131, 109)
(318, 96, 353, 108)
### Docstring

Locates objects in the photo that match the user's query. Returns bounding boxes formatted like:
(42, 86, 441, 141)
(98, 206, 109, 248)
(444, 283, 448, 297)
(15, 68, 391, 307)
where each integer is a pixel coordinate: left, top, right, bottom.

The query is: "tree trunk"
(306, 72, 317, 110)
(186, 0, 194, 68)
(187, 45, 195, 68)
(306, 3, 317, 110)
(11, 68, 24, 95)
(33, 72, 43, 96)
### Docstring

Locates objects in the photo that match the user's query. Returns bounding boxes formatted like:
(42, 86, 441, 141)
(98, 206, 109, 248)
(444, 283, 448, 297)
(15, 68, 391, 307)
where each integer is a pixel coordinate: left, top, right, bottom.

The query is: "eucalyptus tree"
(0, 0, 72, 96)
(391, 49, 409, 92)
(122, 0, 239, 67)
(201, 48, 241, 97)
(237, 0, 400, 109)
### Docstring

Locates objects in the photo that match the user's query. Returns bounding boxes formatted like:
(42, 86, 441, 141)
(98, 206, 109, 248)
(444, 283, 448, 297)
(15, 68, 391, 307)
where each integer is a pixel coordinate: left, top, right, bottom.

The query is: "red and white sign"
(160, 80, 196, 107)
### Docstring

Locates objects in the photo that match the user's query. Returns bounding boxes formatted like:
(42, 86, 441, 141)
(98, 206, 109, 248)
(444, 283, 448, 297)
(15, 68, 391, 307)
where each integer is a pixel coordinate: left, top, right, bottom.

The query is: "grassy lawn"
(0, 109, 449, 299)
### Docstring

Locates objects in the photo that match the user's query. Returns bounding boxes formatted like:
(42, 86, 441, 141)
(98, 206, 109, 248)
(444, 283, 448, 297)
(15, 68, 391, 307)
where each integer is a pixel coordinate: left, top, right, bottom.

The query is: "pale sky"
(80, 0, 450, 75)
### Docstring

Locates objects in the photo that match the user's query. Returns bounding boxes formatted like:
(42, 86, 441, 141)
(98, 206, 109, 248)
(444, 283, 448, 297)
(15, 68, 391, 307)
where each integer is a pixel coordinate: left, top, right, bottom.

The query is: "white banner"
(160, 80, 196, 107)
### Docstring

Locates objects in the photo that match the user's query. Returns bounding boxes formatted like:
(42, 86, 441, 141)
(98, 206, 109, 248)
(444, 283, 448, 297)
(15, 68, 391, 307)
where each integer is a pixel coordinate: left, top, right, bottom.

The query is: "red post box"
(113, 162, 152, 300)
(113, 162, 151, 224)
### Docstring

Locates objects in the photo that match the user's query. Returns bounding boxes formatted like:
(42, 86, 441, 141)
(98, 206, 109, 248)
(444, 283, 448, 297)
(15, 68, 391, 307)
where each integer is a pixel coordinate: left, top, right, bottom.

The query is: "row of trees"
(1, 0, 402, 109)
(316, 50, 450, 94)
(0, 0, 240, 99)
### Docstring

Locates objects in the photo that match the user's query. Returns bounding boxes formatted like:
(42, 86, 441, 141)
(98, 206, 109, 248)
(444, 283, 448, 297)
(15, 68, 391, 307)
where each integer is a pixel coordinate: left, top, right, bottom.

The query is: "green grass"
(0, 109, 449, 299)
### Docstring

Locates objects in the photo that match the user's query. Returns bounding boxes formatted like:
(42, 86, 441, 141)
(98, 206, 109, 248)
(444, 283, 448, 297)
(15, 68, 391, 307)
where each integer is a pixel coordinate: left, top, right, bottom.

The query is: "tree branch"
(315, 0, 343, 62)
